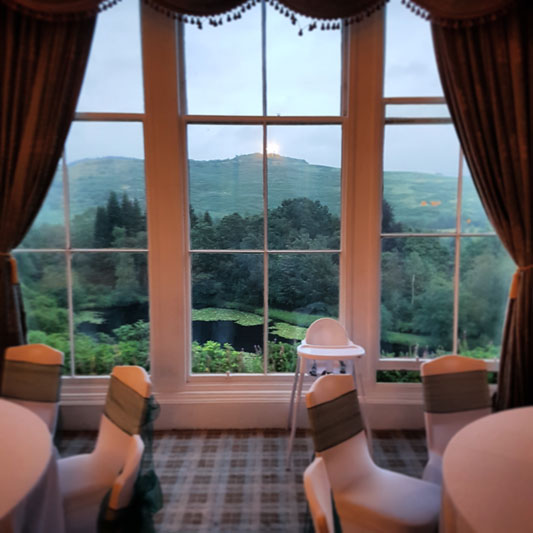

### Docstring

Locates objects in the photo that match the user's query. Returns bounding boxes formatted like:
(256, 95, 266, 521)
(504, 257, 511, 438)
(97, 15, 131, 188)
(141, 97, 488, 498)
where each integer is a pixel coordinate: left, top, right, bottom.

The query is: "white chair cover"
(421, 355, 491, 485)
(303, 457, 335, 533)
(58, 366, 151, 533)
(306, 374, 441, 533)
(2, 344, 63, 434)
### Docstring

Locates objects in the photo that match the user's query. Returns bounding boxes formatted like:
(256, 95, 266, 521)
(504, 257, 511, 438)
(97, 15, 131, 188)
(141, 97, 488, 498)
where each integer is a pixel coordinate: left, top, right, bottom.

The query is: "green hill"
(39, 157, 146, 224)
(188, 152, 341, 219)
(36, 154, 491, 232)
(384, 170, 491, 232)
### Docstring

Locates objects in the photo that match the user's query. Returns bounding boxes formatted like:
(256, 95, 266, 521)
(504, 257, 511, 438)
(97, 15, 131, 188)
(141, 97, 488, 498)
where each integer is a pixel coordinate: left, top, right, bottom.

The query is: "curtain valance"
(0, 0, 116, 19)
(409, 0, 517, 25)
(0, 0, 519, 26)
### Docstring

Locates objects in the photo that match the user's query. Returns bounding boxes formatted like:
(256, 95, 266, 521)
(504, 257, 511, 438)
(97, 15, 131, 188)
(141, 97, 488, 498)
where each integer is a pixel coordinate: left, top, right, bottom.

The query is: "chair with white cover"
(1, 343, 63, 434)
(58, 365, 151, 533)
(306, 374, 441, 533)
(303, 456, 334, 533)
(420, 354, 491, 485)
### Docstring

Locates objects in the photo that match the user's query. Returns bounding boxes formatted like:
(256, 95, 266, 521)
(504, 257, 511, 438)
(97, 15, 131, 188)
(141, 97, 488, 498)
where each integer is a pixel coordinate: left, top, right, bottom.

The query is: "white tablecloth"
(441, 406, 533, 533)
(0, 399, 65, 533)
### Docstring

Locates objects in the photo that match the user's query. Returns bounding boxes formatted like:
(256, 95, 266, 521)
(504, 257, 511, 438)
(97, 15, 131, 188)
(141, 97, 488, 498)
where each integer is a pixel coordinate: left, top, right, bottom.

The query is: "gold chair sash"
(1, 360, 61, 402)
(104, 375, 148, 435)
(422, 370, 491, 413)
(307, 389, 364, 452)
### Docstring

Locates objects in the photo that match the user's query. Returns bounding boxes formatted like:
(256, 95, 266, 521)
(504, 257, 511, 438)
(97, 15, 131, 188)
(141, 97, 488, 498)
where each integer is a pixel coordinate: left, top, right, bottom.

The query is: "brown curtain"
(0, 0, 104, 19)
(431, 0, 533, 409)
(0, 4, 95, 370)
(410, 0, 516, 24)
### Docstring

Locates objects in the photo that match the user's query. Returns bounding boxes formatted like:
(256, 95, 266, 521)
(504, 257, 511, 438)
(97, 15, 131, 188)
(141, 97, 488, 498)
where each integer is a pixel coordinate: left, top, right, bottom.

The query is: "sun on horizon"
(265, 141, 280, 156)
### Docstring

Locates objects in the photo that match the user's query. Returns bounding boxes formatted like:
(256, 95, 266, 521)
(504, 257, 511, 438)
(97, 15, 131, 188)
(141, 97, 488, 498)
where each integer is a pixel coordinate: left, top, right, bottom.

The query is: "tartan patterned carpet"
(58, 428, 428, 533)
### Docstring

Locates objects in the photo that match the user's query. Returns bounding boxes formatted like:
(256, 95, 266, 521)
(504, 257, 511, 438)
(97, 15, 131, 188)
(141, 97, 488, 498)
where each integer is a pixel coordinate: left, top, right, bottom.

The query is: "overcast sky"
(66, 0, 463, 177)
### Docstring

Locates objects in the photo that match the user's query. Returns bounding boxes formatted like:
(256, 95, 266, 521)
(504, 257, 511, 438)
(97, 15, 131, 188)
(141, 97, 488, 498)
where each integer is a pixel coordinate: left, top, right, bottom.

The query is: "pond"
(193, 320, 264, 353)
(77, 302, 148, 337)
(77, 303, 296, 353)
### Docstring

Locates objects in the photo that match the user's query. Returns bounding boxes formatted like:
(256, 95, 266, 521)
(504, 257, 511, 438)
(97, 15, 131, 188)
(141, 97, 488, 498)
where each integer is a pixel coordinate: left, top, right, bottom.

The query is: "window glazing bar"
(385, 117, 452, 125)
(185, 115, 343, 125)
(190, 249, 340, 254)
(381, 233, 496, 238)
(384, 97, 446, 105)
(74, 113, 144, 121)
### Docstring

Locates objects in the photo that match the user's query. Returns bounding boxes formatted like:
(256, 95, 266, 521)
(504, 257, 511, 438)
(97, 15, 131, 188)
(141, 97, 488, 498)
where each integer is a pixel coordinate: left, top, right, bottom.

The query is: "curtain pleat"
(432, 0, 533, 409)
(0, 4, 95, 376)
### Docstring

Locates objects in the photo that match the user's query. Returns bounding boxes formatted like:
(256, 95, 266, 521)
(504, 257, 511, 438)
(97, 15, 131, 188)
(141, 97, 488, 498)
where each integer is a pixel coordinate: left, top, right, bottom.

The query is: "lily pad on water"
(270, 322, 307, 341)
(192, 308, 263, 327)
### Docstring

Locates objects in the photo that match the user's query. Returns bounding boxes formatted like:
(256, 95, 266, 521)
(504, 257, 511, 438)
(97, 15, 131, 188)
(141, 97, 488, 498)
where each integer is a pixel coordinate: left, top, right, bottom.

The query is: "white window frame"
(141, 4, 386, 426)
(378, 97, 500, 375)
(25, 3, 466, 429)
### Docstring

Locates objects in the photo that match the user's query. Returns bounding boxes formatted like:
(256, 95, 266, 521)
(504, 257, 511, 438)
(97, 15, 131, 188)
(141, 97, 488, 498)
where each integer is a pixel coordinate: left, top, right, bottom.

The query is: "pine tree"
(106, 191, 122, 234)
(94, 206, 110, 247)
(130, 198, 144, 235)
(189, 206, 199, 228)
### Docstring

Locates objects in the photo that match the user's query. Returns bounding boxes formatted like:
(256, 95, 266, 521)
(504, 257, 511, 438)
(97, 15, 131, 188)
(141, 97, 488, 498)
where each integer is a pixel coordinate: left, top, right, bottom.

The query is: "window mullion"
(262, 1, 268, 374)
(341, 12, 385, 391)
(263, 122, 269, 375)
(61, 152, 76, 376)
(141, 3, 189, 390)
(452, 151, 464, 354)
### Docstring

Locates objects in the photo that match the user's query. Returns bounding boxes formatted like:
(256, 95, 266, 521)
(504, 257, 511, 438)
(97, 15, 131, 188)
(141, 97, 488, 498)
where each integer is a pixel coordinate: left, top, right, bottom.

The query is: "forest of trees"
(381, 199, 512, 361)
(16, 160, 513, 377)
(19, 191, 149, 374)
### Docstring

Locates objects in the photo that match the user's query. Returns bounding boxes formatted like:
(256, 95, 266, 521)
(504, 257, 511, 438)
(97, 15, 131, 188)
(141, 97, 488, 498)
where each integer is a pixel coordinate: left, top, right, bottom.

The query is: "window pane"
(188, 125, 264, 249)
(383, 124, 460, 233)
(266, 5, 341, 116)
(20, 165, 65, 249)
(377, 370, 421, 383)
(268, 253, 339, 372)
(185, 4, 262, 115)
(462, 166, 493, 233)
(72, 252, 149, 375)
(65, 122, 147, 248)
(77, 0, 143, 112)
(381, 237, 454, 358)
(18, 253, 70, 372)
(191, 253, 264, 374)
(384, 0, 443, 96)
(458, 237, 514, 358)
(385, 104, 450, 119)
(267, 125, 341, 249)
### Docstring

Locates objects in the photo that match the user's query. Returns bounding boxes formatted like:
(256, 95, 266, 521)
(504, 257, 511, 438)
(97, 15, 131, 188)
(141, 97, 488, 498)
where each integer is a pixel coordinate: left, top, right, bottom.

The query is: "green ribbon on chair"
(103, 375, 149, 435)
(422, 370, 491, 413)
(307, 389, 364, 452)
(2, 360, 61, 402)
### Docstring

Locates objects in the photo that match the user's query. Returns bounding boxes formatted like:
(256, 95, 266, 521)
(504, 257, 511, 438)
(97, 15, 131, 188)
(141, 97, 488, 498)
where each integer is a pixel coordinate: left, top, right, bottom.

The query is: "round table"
(0, 399, 64, 532)
(441, 406, 533, 533)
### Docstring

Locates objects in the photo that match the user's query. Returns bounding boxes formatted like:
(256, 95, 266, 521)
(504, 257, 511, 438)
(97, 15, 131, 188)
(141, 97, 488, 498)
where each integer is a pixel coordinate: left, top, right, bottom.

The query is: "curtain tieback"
(0, 252, 19, 284)
(509, 264, 533, 299)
